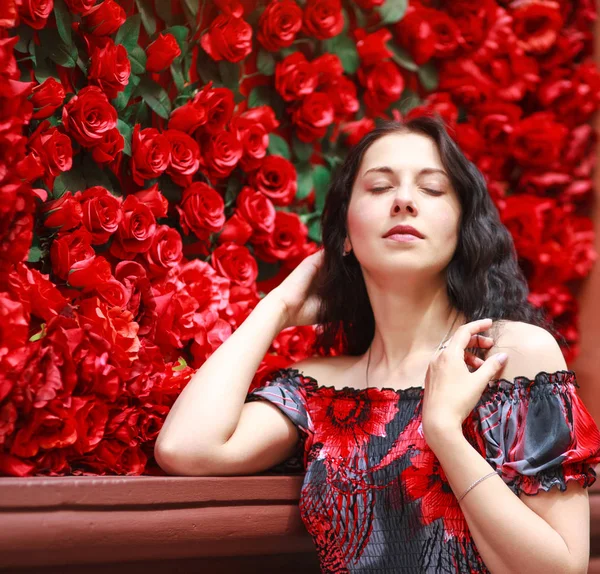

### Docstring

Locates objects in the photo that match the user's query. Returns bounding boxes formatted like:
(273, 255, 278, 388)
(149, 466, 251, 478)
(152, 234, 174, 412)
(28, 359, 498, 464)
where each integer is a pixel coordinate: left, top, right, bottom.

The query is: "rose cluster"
(0, 0, 597, 476)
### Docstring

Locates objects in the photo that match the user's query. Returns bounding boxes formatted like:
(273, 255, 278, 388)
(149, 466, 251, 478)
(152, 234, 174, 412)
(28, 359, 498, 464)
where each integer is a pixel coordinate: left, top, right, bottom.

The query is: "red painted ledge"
(1, 475, 599, 572)
(0, 474, 319, 573)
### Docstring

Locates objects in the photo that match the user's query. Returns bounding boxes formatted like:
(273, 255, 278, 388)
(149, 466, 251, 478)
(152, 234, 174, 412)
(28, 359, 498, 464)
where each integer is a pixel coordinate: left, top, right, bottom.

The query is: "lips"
(383, 225, 424, 239)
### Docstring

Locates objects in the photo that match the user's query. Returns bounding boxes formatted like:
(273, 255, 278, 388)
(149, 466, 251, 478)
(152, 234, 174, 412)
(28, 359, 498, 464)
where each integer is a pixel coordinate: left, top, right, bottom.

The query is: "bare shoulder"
(489, 320, 568, 380)
(290, 354, 358, 389)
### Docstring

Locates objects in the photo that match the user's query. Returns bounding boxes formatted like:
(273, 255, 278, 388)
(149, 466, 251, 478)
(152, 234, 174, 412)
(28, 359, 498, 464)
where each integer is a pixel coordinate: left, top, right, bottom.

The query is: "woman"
(155, 116, 600, 573)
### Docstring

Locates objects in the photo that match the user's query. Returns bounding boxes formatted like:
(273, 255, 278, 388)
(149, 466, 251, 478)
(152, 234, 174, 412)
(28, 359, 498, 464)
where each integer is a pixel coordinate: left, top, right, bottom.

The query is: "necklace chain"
(365, 311, 460, 390)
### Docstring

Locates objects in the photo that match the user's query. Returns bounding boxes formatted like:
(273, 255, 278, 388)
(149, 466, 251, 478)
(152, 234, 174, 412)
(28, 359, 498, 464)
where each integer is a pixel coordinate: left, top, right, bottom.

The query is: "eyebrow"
(362, 166, 449, 179)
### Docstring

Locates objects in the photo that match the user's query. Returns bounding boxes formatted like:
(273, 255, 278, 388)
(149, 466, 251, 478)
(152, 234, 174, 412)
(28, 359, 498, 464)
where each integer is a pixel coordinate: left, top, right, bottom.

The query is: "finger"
(466, 334, 494, 349)
(465, 351, 484, 369)
(474, 352, 508, 384)
(448, 319, 493, 352)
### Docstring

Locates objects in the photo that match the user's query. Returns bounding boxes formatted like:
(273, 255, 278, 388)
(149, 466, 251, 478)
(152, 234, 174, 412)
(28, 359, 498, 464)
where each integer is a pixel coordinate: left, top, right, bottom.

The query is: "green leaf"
(296, 164, 313, 200)
(293, 136, 313, 163)
(129, 45, 147, 75)
(137, 76, 172, 119)
(390, 88, 421, 115)
(171, 62, 186, 92)
(376, 0, 408, 25)
(248, 85, 271, 108)
(33, 54, 60, 83)
(163, 25, 189, 51)
(173, 356, 188, 371)
(417, 62, 439, 92)
(218, 60, 240, 91)
(82, 155, 116, 192)
(117, 119, 133, 155)
(312, 165, 330, 212)
(308, 218, 322, 243)
(257, 49, 275, 76)
(135, 0, 157, 36)
(53, 169, 86, 198)
(182, 0, 198, 17)
(154, 0, 173, 26)
(268, 134, 291, 160)
(40, 29, 78, 68)
(54, 0, 73, 46)
(387, 41, 418, 72)
(14, 25, 34, 53)
(225, 177, 242, 207)
(322, 34, 359, 74)
(196, 48, 221, 84)
(29, 323, 47, 342)
(27, 245, 43, 263)
(115, 14, 141, 53)
(113, 74, 140, 111)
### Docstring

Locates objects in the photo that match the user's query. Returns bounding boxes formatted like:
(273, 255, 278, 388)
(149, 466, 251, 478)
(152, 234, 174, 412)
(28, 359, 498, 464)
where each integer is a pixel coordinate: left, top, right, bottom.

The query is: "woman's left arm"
(423, 319, 595, 574)
(428, 425, 590, 574)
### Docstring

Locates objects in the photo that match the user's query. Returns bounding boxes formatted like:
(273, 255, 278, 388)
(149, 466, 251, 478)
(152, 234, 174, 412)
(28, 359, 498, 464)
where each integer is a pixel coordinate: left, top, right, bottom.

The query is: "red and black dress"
(245, 367, 600, 573)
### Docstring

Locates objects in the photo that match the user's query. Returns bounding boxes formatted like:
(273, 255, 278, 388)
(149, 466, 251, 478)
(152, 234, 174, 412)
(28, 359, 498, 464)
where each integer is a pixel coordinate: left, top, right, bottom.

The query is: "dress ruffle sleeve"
(245, 367, 314, 473)
(476, 370, 600, 496)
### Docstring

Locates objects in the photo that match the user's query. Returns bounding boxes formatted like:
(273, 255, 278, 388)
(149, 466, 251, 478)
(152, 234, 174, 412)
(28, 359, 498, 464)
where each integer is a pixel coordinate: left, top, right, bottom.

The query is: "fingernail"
(496, 353, 508, 364)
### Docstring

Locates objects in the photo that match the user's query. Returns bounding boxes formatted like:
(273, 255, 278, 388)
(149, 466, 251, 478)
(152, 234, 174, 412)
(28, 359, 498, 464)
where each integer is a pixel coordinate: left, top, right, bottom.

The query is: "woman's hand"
(267, 249, 325, 328)
(421, 318, 508, 445)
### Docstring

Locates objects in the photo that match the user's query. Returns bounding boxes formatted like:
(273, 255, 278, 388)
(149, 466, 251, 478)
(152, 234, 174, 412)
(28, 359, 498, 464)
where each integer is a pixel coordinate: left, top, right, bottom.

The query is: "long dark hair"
(313, 115, 560, 356)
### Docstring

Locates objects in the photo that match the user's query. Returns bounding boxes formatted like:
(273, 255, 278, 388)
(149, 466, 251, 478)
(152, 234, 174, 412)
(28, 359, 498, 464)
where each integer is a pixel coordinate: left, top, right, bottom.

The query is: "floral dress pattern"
(245, 367, 600, 573)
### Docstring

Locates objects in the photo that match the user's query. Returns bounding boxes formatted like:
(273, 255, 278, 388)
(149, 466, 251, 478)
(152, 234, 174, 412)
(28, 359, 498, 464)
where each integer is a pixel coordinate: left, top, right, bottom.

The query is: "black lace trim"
(282, 367, 577, 402)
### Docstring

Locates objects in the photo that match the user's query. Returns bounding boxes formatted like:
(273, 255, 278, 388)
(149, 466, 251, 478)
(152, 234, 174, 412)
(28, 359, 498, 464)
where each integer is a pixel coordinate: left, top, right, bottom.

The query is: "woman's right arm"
(154, 250, 323, 476)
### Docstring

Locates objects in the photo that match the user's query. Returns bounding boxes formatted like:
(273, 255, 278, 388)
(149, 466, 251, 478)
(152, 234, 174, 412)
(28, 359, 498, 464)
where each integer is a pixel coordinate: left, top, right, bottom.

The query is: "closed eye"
(370, 186, 444, 195)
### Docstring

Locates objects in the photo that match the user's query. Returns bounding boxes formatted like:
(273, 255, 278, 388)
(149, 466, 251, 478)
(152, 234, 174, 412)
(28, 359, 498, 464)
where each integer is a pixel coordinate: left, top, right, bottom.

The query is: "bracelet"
(457, 470, 499, 503)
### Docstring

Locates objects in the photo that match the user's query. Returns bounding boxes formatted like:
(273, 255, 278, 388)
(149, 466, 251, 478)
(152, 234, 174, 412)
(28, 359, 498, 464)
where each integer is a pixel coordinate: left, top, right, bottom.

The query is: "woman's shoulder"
(488, 320, 567, 381)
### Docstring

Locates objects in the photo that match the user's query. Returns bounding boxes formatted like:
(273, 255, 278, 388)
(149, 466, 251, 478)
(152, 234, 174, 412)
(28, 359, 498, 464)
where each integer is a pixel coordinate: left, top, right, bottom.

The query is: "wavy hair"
(312, 115, 560, 356)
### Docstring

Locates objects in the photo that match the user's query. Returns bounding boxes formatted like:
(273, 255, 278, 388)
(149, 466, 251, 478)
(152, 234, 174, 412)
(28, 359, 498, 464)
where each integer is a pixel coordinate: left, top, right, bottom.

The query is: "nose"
(391, 184, 417, 215)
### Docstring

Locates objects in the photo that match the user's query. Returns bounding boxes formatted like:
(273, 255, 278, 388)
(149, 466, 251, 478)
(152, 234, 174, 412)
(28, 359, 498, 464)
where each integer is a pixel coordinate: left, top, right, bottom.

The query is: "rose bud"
(31, 78, 65, 119)
(146, 33, 182, 73)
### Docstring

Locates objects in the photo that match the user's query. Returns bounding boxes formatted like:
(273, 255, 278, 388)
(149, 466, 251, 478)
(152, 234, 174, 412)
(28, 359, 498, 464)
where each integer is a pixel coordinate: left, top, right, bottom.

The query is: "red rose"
(50, 227, 95, 280)
(146, 33, 182, 72)
(292, 92, 335, 142)
(95, 277, 129, 308)
(201, 130, 243, 179)
(272, 325, 317, 362)
(229, 115, 269, 172)
(239, 105, 280, 133)
(68, 255, 112, 290)
(177, 182, 225, 243)
(10, 264, 68, 321)
(133, 184, 169, 218)
(443, 0, 497, 54)
(114, 261, 155, 325)
(200, 13, 253, 63)
(43, 191, 82, 231)
(62, 86, 118, 147)
(251, 155, 297, 206)
(355, 28, 393, 68)
(11, 404, 78, 458)
(512, 0, 562, 55)
(193, 84, 235, 134)
(31, 78, 65, 119)
(83, 0, 126, 36)
(236, 186, 276, 241)
(393, 2, 436, 66)
(28, 122, 73, 188)
(64, 0, 95, 14)
(218, 212, 253, 245)
(111, 196, 157, 256)
(79, 439, 147, 475)
(211, 242, 258, 287)
(311, 54, 344, 89)
(257, 0, 303, 51)
(144, 225, 183, 277)
(91, 127, 124, 164)
(80, 186, 122, 244)
(359, 60, 404, 113)
(0, 293, 29, 353)
(341, 118, 375, 146)
(510, 112, 568, 168)
(406, 92, 458, 128)
(131, 125, 171, 185)
(18, 0, 53, 30)
(164, 129, 200, 187)
(221, 284, 260, 329)
(253, 210, 307, 262)
(328, 76, 359, 119)
(168, 100, 208, 135)
(302, 0, 344, 40)
(88, 38, 131, 99)
(275, 52, 318, 102)
(72, 396, 108, 455)
(78, 351, 120, 401)
(177, 260, 230, 316)
(191, 314, 233, 366)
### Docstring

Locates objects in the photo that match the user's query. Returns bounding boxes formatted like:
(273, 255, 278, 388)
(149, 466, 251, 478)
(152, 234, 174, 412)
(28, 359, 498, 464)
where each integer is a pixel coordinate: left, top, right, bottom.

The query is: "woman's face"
(346, 132, 462, 277)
